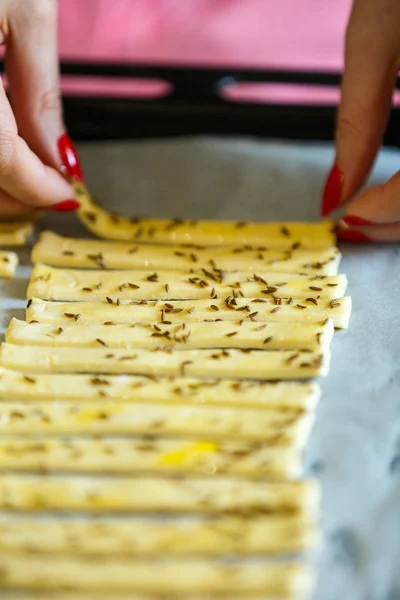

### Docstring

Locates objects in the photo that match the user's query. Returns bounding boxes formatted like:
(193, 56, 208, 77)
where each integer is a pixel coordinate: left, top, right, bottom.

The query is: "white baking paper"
(1, 137, 399, 600)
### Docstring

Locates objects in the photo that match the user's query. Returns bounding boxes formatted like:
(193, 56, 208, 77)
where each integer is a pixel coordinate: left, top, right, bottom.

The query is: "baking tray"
(0, 61, 399, 600)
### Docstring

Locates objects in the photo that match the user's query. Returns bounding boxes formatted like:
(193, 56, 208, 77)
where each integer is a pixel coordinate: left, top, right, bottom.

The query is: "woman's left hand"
(322, 0, 400, 243)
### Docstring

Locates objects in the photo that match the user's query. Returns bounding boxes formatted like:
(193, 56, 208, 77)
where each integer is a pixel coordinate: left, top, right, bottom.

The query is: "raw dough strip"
(28, 263, 347, 302)
(27, 296, 352, 330)
(0, 366, 321, 412)
(0, 221, 33, 246)
(0, 401, 314, 445)
(6, 318, 334, 353)
(0, 594, 310, 600)
(0, 436, 302, 479)
(0, 592, 312, 600)
(31, 231, 341, 275)
(75, 181, 334, 249)
(0, 512, 318, 556)
(0, 553, 315, 596)
(0, 473, 320, 515)
(0, 343, 330, 379)
(0, 252, 18, 279)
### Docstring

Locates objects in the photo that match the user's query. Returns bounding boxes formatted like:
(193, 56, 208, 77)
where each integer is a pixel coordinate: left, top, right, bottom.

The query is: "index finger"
(0, 79, 75, 208)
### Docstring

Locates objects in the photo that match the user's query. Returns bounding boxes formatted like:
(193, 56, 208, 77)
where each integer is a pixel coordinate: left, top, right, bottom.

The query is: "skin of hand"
(321, 0, 400, 242)
(0, 0, 80, 217)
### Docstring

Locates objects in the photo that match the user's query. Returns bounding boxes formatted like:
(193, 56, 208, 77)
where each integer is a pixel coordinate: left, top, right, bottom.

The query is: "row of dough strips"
(0, 207, 351, 599)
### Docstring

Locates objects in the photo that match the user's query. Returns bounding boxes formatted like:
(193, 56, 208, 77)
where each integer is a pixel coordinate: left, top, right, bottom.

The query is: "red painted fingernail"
(321, 164, 344, 217)
(341, 215, 373, 227)
(52, 199, 80, 212)
(337, 229, 371, 243)
(57, 133, 84, 181)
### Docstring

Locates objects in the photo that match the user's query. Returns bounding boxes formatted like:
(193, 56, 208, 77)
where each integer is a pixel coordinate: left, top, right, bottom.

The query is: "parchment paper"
(1, 137, 399, 600)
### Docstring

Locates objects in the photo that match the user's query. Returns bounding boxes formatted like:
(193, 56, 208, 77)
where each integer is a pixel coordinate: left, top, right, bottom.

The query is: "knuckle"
(0, 135, 16, 176)
(39, 87, 62, 115)
(336, 116, 365, 146)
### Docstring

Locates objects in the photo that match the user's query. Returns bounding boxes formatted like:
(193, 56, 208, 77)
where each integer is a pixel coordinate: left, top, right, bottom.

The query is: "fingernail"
(52, 199, 80, 212)
(337, 229, 371, 243)
(321, 163, 344, 217)
(341, 215, 373, 227)
(57, 133, 84, 182)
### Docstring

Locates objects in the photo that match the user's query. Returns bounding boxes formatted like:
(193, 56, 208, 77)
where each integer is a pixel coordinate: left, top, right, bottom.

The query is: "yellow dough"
(0, 343, 330, 379)
(0, 400, 314, 444)
(0, 552, 315, 595)
(0, 252, 18, 279)
(0, 221, 33, 246)
(0, 473, 320, 514)
(0, 512, 319, 555)
(26, 296, 352, 329)
(75, 181, 334, 249)
(0, 593, 312, 600)
(0, 436, 302, 478)
(6, 318, 334, 353)
(31, 231, 341, 275)
(0, 366, 321, 411)
(27, 263, 347, 301)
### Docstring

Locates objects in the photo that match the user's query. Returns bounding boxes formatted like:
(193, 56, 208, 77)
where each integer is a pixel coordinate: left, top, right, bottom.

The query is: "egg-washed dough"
(0, 343, 330, 379)
(0, 552, 315, 596)
(0, 252, 18, 279)
(0, 400, 314, 445)
(6, 318, 334, 353)
(27, 296, 352, 329)
(0, 221, 33, 246)
(0, 366, 320, 412)
(0, 472, 320, 515)
(0, 436, 302, 478)
(0, 512, 318, 555)
(31, 231, 341, 275)
(0, 593, 311, 600)
(28, 263, 347, 302)
(75, 181, 334, 250)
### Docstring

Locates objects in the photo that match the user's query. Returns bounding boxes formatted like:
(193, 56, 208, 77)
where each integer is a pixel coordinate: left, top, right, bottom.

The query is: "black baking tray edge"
(18, 61, 400, 144)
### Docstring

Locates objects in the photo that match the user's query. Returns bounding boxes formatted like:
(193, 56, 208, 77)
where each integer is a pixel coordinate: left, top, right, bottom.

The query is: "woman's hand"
(0, 0, 79, 217)
(322, 0, 400, 242)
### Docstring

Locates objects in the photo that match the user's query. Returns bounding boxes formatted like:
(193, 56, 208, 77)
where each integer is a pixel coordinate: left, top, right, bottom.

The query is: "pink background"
(58, 0, 353, 103)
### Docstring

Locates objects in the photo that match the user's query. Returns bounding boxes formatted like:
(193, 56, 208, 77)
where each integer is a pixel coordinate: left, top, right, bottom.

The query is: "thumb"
(322, 0, 400, 216)
(337, 170, 400, 242)
(6, 0, 64, 170)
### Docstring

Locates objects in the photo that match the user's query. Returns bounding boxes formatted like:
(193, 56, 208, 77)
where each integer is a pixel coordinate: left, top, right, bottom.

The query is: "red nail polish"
(321, 164, 344, 217)
(341, 215, 373, 227)
(52, 199, 80, 212)
(337, 229, 371, 243)
(57, 133, 84, 181)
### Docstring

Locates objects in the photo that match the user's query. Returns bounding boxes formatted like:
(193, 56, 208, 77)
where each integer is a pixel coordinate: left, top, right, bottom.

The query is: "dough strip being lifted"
(75, 183, 334, 249)
(0, 343, 330, 379)
(28, 263, 347, 301)
(0, 436, 302, 478)
(0, 366, 320, 411)
(0, 552, 315, 596)
(31, 231, 341, 275)
(0, 512, 319, 555)
(0, 472, 320, 514)
(0, 400, 314, 444)
(27, 296, 352, 329)
(6, 318, 334, 353)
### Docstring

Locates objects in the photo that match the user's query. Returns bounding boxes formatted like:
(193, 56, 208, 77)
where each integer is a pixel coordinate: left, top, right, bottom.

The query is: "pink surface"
(58, 0, 353, 103)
